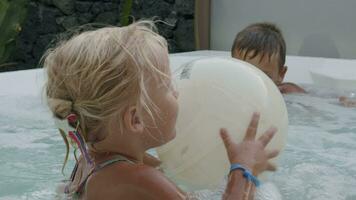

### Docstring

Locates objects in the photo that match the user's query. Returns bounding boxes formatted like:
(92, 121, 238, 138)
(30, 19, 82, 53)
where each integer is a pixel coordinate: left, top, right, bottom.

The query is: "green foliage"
(0, 0, 29, 66)
(120, 0, 133, 26)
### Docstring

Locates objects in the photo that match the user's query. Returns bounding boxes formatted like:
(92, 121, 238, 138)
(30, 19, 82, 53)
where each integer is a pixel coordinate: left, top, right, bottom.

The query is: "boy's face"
(233, 51, 287, 85)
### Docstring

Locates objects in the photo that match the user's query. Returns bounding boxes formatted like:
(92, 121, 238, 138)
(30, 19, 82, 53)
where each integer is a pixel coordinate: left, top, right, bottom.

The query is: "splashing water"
(1, 85, 356, 200)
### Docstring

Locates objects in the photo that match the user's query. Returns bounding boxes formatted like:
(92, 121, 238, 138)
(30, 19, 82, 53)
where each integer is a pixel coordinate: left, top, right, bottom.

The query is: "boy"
(231, 22, 305, 94)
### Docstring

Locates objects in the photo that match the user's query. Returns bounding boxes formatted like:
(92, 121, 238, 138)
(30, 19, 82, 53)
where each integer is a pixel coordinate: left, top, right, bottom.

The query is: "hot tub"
(1, 51, 355, 200)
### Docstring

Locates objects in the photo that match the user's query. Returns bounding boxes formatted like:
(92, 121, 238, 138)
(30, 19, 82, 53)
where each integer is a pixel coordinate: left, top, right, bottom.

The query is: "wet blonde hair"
(44, 21, 169, 146)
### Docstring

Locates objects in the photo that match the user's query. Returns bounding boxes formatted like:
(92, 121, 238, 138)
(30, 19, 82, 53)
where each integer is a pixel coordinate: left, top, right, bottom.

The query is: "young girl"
(44, 21, 279, 200)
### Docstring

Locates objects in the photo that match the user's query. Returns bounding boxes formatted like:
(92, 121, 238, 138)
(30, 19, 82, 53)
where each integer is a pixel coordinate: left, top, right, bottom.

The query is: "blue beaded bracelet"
(230, 163, 260, 187)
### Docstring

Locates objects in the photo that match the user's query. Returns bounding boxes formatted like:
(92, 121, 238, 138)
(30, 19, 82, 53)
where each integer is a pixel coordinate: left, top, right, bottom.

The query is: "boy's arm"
(278, 82, 306, 94)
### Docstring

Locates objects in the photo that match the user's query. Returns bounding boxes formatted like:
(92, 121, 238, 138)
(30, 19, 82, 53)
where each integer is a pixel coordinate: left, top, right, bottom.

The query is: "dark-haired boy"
(231, 23, 305, 94)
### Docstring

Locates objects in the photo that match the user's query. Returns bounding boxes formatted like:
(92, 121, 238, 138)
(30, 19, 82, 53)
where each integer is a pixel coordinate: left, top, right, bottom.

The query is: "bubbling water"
(1, 85, 356, 199)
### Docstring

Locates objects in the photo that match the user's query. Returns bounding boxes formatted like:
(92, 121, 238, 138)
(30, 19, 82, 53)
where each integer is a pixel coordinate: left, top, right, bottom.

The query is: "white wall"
(211, 0, 356, 59)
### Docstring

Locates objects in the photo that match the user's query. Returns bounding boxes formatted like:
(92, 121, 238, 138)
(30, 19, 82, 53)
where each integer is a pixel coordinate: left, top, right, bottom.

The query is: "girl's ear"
(124, 106, 144, 133)
(278, 66, 288, 83)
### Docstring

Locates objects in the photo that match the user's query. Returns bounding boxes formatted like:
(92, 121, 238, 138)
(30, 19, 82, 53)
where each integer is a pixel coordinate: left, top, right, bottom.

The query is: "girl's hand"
(220, 113, 279, 176)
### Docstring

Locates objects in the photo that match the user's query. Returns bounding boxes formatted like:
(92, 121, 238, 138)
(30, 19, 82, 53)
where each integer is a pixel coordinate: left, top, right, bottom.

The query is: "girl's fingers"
(244, 112, 260, 141)
(266, 149, 280, 159)
(258, 126, 277, 147)
(220, 128, 233, 150)
(266, 162, 277, 171)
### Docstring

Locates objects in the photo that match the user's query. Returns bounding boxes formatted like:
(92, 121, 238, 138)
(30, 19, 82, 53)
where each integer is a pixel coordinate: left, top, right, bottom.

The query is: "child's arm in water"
(278, 82, 306, 94)
(339, 96, 356, 107)
(85, 113, 278, 200)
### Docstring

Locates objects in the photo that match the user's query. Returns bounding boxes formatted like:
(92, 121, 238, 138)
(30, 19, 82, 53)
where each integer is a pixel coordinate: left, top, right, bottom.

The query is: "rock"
(5, 0, 195, 72)
(175, 0, 194, 16)
(38, 5, 62, 34)
(20, 2, 40, 41)
(53, 0, 75, 15)
(131, 0, 143, 17)
(164, 11, 178, 28)
(59, 16, 79, 30)
(33, 34, 56, 59)
(167, 39, 178, 53)
(91, 2, 104, 15)
(174, 18, 195, 51)
(164, 0, 175, 4)
(94, 12, 118, 25)
(75, 1, 92, 13)
(157, 12, 178, 38)
(13, 39, 34, 62)
(38, 0, 53, 6)
(158, 24, 174, 39)
(77, 12, 94, 24)
(141, 0, 171, 18)
(103, 2, 118, 12)
(56, 16, 65, 25)
(11, 2, 39, 69)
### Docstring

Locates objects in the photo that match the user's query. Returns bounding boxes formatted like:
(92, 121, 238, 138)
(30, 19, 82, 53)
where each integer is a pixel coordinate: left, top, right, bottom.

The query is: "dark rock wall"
(3, 0, 195, 72)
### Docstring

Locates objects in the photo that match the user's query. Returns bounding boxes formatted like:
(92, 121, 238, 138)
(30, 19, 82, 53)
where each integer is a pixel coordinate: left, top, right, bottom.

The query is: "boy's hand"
(339, 96, 356, 107)
(220, 113, 279, 176)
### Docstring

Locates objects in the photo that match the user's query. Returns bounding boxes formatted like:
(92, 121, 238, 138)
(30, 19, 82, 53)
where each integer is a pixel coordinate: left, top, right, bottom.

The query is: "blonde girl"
(44, 21, 279, 200)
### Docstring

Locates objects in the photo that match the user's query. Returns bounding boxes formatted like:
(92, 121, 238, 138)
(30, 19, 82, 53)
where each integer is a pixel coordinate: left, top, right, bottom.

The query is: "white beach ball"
(157, 57, 288, 190)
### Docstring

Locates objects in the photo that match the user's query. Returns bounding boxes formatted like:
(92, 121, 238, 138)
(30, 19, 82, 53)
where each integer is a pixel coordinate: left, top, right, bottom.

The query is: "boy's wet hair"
(231, 22, 286, 68)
